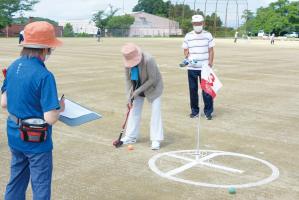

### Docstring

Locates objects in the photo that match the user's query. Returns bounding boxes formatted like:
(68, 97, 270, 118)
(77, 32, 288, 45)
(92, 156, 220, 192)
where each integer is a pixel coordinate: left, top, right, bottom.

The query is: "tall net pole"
(214, 0, 219, 36)
(225, 0, 230, 37)
(170, 0, 249, 37)
(236, 0, 239, 29)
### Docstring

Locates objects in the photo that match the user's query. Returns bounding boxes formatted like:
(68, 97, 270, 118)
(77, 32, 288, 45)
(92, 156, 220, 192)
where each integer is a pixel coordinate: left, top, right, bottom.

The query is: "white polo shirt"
(182, 30, 215, 70)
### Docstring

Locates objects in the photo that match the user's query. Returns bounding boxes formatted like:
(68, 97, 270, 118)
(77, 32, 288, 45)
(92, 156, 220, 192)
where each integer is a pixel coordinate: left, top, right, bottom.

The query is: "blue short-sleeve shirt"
(1, 56, 60, 153)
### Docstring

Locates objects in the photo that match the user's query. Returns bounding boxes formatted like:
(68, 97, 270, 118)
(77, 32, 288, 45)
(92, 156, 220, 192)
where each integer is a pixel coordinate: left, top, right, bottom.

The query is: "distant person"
(2, 21, 65, 200)
(182, 15, 215, 120)
(120, 43, 164, 150)
(19, 30, 24, 44)
(234, 31, 238, 43)
(270, 33, 275, 45)
(96, 28, 101, 42)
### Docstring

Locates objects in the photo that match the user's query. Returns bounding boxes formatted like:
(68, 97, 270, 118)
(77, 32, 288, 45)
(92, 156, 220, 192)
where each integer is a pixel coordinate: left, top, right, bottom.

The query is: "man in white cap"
(182, 15, 215, 120)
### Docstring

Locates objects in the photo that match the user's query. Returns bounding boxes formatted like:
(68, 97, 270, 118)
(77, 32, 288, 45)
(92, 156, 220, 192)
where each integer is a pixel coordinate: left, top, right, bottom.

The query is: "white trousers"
(125, 96, 164, 141)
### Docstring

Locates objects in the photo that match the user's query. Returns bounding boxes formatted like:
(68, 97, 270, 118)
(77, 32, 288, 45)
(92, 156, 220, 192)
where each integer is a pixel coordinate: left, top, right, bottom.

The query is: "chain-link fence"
(169, 0, 249, 37)
(102, 27, 182, 37)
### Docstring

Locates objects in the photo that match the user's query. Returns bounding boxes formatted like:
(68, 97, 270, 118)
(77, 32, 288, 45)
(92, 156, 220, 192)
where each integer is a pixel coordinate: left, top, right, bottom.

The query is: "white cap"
(192, 15, 204, 23)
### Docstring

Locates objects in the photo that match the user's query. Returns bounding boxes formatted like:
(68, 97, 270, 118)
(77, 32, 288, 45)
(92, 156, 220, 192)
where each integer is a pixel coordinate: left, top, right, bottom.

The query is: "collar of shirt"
(130, 66, 139, 81)
(20, 56, 46, 68)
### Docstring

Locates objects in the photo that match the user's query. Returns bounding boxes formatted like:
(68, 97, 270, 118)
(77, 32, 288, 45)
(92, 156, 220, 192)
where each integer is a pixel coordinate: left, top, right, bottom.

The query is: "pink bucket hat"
(121, 43, 142, 68)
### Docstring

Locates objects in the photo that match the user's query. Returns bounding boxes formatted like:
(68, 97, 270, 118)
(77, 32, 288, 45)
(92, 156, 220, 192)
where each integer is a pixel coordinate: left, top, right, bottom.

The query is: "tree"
(106, 14, 135, 37)
(133, 0, 171, 17)
(241, 0, 299, 35)
(0, 0, 39, 29)
(63, 23, 74, 37)
(169, 3, 196, 19)
(204, 13, 222, 34)
(242, 9, 254, 23)
(106, 15, 134, 29)
(241, 9, 255, 33)
(179, 18, 193, 34)
(286, 1, 299, 32)
(92, 4, 119, 29)
(12, 17, 58, 26)
(168, 3, 205, 34)
(30, 17, 58, 26)
(92, 10, 106, 29)
(132, 0, 224, 35)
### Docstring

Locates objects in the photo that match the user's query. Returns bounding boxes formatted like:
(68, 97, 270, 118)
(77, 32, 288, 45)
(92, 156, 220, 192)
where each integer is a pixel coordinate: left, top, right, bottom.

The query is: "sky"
(23, 0, 285, 21)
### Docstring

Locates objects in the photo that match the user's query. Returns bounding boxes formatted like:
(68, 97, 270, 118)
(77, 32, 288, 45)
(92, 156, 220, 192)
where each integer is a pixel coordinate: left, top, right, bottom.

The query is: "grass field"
(0, 37, 299, 200)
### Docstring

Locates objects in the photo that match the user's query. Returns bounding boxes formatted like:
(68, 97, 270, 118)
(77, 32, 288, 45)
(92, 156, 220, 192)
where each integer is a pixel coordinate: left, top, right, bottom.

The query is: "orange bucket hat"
(22, 21, 62, 48)
(121, 43, 142, 68)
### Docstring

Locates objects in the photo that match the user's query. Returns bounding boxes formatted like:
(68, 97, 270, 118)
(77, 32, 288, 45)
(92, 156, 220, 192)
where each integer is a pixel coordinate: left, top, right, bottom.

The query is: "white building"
(129, 12, 182, 37)
(59, 20, 98, 34)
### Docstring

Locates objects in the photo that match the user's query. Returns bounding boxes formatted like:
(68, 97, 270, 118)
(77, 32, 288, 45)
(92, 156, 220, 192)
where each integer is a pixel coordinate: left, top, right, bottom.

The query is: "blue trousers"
(5, 148, 52, 200)
(188, 69, 213, 116)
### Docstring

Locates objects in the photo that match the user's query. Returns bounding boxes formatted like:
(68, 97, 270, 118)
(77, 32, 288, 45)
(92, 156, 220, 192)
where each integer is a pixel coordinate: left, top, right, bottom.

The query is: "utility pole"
(123, 0, 125, 14)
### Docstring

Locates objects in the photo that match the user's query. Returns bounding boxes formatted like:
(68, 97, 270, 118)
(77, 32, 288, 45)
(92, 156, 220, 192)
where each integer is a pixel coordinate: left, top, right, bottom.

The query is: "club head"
(113, 140, 123, 148)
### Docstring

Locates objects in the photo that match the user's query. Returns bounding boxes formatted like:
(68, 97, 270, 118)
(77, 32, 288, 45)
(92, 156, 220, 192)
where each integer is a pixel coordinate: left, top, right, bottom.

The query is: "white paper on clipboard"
(59, 98, 101, 126)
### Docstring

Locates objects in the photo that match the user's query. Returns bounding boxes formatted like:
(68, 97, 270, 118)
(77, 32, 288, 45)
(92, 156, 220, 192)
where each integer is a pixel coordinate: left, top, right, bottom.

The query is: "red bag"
(19, 118, 48, 143)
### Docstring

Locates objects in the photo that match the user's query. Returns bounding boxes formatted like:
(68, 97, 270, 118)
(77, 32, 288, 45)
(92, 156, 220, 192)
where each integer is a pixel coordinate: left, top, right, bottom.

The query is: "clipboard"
(59, 98, 102, 126)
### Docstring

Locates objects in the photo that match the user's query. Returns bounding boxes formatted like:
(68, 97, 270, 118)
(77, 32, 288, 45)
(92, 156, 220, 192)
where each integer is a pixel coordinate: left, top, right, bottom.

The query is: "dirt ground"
(0, 37, 298, 200)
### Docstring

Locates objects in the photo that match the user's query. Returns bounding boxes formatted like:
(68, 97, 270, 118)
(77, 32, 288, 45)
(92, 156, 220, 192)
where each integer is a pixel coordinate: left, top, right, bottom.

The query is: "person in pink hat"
(1, 21, 64, 200)
(121, 43, 164, 150)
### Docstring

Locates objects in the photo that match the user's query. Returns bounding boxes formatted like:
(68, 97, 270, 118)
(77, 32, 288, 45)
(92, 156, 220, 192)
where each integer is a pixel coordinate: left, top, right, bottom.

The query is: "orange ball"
(128, 145, 134, 150)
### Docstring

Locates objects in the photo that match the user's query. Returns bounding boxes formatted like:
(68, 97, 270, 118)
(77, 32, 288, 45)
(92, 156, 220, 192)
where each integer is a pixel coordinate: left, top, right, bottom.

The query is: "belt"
(9, 114, 21, 125)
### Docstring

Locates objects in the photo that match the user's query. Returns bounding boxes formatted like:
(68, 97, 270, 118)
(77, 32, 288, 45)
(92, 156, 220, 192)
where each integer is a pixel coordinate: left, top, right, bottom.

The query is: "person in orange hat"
(1, 21, 64, 200)
(120, 43, 164, 150)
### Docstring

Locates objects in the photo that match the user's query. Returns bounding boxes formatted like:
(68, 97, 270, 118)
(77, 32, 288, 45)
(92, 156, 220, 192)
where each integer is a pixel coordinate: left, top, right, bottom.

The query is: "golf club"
(113, 100, 133, 148)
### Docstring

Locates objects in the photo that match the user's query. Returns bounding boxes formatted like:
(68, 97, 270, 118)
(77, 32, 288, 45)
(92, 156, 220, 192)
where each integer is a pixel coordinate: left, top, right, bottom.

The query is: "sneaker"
(151, 141, 160, 150)
(206, 115, 212, 120)
(120, 136, 137, 144)
(189, 113, 199, 118)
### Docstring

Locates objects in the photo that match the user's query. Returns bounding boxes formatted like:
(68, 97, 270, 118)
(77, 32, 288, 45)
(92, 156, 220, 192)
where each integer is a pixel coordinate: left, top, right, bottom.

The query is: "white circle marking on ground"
(148, 150, 279, 188)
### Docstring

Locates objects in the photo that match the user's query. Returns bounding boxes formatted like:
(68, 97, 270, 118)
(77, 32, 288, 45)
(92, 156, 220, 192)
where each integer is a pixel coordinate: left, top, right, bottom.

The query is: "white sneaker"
(121, 136, 137, 144)
(151, 141, 160, 150)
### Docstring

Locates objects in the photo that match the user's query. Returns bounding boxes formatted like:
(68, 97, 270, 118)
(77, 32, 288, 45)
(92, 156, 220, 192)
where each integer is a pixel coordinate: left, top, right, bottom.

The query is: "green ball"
(228, 187, 236, 194)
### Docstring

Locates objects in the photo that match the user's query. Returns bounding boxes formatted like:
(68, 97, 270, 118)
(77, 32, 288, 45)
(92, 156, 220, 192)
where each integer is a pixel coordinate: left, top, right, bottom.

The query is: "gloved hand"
(179, 58, 190, 67)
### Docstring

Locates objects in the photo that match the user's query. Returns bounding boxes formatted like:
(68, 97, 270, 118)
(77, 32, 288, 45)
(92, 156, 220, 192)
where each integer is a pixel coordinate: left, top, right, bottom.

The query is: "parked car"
(284, 32, 298, 38)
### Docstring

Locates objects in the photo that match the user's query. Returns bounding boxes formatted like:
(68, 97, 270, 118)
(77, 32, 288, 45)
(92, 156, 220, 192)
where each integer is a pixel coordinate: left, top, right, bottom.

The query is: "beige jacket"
(125, 52, 163, 103)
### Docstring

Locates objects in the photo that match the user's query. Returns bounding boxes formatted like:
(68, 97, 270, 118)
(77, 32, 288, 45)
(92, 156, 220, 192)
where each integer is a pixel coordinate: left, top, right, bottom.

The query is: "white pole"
(196, 78, 202, 160)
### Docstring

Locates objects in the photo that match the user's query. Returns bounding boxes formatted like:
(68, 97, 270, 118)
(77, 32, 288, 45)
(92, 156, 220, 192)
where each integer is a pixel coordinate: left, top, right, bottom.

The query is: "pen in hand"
(60, 94, 65, 112)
